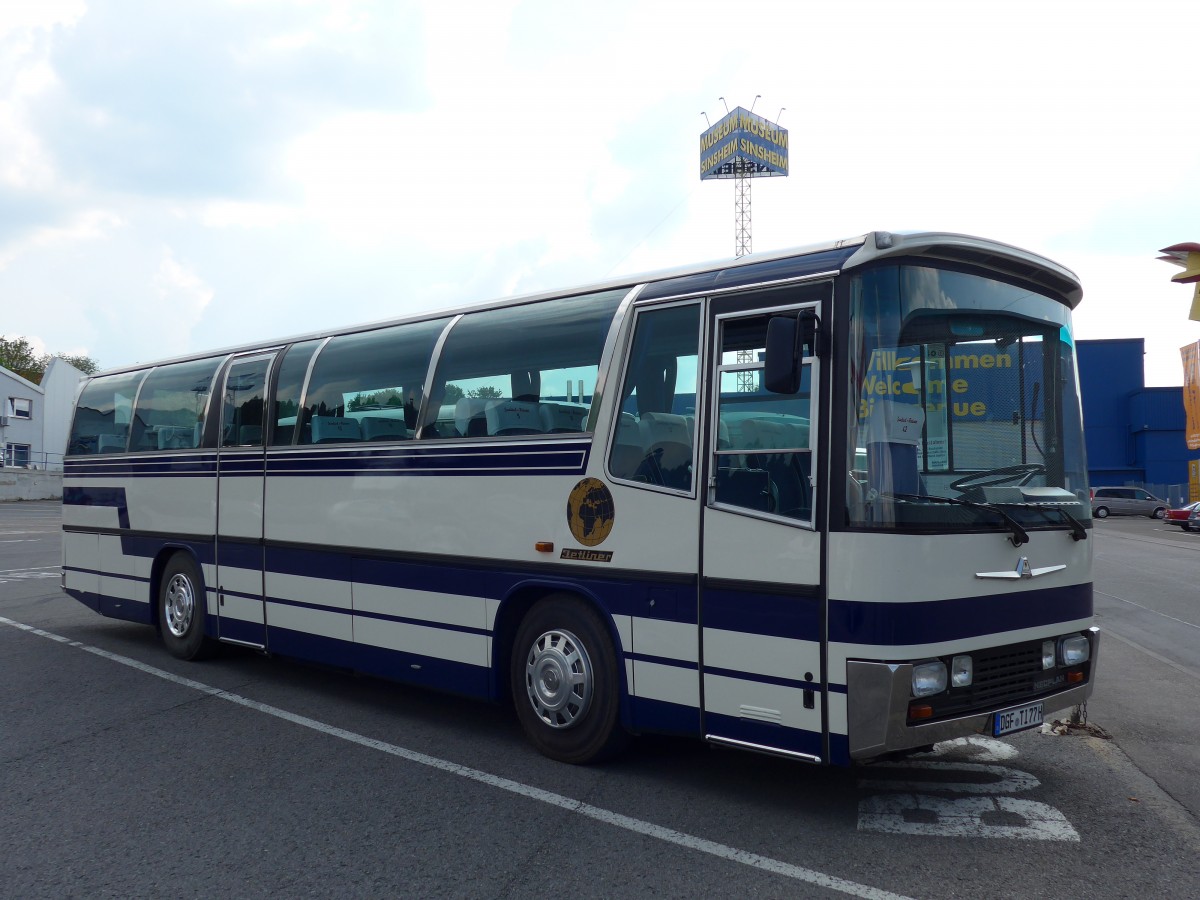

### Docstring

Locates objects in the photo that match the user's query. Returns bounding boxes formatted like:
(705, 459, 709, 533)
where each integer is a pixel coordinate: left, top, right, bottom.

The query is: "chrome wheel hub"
(524, 628, 592, 729)
(164, 573, 195, 638)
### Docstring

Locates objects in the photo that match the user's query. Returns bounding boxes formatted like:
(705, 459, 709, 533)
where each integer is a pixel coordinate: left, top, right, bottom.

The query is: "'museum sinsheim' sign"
(700, 107, 788, 180)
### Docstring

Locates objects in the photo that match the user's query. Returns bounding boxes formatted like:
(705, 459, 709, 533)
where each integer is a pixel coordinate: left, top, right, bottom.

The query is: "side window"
(425, 290, 626, 440)
(713, 311, 814, 521)
(129, 358, 222, 451)
(298, 320, 447, 445)
(270, 340, 320, 446)
(68, 371, 147, 455)
(9, 398, 32, 420)
(607, 303, 702, 491)
(221, 356, 272, 447)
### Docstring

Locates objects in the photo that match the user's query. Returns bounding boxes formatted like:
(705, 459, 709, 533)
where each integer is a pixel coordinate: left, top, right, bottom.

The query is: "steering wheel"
(950, 464, 1045, 499)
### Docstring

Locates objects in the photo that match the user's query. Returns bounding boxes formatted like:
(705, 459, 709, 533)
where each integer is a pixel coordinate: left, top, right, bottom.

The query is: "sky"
(1, 0, 1198, 386)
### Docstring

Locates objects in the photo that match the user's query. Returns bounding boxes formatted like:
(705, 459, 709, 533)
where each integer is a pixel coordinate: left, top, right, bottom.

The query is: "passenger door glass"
(607, 303, 702, 491)
(713, 313, 814, 521)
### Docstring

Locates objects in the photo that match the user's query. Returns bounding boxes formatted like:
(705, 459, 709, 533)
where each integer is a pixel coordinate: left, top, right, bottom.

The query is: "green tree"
(55, 353, 100, 375)
(0, 335, 100, 382)
(467, 385, 503, 399)
(0, 336, 41, 382)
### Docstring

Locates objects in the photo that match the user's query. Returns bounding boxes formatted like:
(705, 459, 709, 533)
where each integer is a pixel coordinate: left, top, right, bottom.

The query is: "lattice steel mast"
(700, 96, 787, 260)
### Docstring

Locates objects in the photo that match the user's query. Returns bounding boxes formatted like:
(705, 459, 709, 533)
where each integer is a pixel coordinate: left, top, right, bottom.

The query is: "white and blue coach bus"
(61, 231, 1098, 766)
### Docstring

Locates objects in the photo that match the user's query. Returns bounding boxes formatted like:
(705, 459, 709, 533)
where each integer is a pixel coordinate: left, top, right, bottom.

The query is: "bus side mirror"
(764, 310, 819, 394)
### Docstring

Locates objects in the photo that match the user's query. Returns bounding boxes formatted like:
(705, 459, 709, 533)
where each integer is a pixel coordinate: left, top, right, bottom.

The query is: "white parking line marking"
(0, 615, 912, 900)
(1095, 589, 1200, 631)
(858, 794, 1079, 841)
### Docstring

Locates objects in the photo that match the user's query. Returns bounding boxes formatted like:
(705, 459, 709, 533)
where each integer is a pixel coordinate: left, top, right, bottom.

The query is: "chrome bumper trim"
(847, 627, 1100, 760)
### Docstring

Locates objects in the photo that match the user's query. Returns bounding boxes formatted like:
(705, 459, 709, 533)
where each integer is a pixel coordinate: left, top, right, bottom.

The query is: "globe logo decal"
(566, 477, 615, 547)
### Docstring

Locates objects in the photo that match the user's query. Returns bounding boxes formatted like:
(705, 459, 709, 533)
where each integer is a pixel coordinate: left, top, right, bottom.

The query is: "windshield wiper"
(1020, 504, 1088, 541)
(881, 492, 1030, 547)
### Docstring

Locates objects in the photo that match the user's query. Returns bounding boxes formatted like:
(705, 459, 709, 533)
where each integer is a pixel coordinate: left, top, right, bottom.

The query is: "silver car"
(1090, 487, 1168, 519)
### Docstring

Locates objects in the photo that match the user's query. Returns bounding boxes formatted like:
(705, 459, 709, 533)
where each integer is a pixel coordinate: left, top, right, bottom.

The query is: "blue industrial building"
(1077, 338, 1198, 503)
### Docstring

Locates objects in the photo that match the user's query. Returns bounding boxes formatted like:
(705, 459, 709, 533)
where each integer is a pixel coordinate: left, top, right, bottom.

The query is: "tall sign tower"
(700, 99, 788, 257)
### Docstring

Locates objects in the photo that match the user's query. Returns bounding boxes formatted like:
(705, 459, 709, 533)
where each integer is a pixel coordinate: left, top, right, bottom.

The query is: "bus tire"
(158, 552, 216, 661)
(510, 595, 628, 764)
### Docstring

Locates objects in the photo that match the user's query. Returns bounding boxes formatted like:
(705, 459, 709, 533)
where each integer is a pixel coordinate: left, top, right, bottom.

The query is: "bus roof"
(90, 231, 1080, 377)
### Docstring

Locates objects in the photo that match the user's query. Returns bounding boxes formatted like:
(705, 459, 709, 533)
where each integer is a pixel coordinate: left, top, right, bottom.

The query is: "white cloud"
(154, 250, 214, 317)
(0, 0, 1194, 390)
(0, 209, 122, 271)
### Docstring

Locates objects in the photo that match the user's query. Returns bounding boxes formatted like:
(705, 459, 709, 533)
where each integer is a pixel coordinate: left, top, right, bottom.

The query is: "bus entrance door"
(214, 351, 277, 648)
(699, 296, 826, 763)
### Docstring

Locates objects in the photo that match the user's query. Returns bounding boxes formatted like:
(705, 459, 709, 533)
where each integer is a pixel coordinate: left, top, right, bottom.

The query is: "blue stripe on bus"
(827, 582, 1093, 646)
(64, 456, 218, 477)
(217, 541, 263, 570)
(828, 733, 851, 767)
(703, 665, 816, 692)
(64, 441, 591, 478)
(218, 616, 265, 646)
(62, 486, 130, 529)
(627, 652, 699, 671)
(266, 625, 491, 698)
(702, 584, 821, 641)
(73, 530, 1088, 657)
(629, 696, 701, 736)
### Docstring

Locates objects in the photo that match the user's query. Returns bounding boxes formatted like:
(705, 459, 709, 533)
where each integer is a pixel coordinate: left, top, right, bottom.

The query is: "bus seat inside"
(454, 398, 490, 437)
(485, 400, 545, 436)
(360, 416, 408, 441)
(311, 416, 361, 443)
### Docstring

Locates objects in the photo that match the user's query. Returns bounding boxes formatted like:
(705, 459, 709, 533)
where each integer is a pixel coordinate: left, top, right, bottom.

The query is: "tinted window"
(221, 356, 273, 447)
(129, 358, 222, 451)
(271, 340, 320, 446)
(713, 312, 814, 521)
(299, 320, 447, 445)
(608, 303, 702, 490)
(68, 370, 147, 455)
(426, 290, 625, 440)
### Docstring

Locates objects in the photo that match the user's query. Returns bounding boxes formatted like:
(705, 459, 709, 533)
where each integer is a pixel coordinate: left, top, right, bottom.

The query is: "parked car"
(1189, 505, 1200, 533)
(1090, 487, 1168, 519)
(1164, 501, 1200, 530)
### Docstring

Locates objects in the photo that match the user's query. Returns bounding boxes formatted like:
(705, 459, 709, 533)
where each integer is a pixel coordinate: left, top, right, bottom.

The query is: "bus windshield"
(845, 264, 1090, 533)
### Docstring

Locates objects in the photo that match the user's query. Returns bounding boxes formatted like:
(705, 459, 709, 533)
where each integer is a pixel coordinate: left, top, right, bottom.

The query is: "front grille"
(911, 638, 1085, 723)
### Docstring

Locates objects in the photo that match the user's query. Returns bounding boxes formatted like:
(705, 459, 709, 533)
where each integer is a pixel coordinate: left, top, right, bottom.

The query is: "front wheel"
(158, 553, 216, 660)
(511, 596, 628, 764)
(1093, 507, 1109, 519)
(1152, 507, 1166, 519)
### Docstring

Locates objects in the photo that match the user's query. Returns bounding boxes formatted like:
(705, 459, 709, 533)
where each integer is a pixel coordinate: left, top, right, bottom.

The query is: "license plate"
(993, 701, 1044, 737)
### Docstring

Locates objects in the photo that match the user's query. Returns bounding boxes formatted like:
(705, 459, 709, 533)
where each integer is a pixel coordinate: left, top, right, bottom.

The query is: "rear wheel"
(1093, 507, 1109, 519)
(511, 595, 628, 764)
(158, 553, 216, 660)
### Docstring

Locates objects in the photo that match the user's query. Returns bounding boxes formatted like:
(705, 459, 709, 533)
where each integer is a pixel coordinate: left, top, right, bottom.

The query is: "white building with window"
(1, 358, 85, 472)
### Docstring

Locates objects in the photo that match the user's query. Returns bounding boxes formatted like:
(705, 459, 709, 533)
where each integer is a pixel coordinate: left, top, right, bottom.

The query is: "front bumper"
(846, 627, 1100, 760)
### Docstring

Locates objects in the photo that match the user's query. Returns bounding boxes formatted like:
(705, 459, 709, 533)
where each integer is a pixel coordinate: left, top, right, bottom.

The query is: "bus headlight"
(1042, 640, 1056, 670)
(1059, 634, 1091, 666)
(912, 661, 947, 697)
(950, 655, 973, 687)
